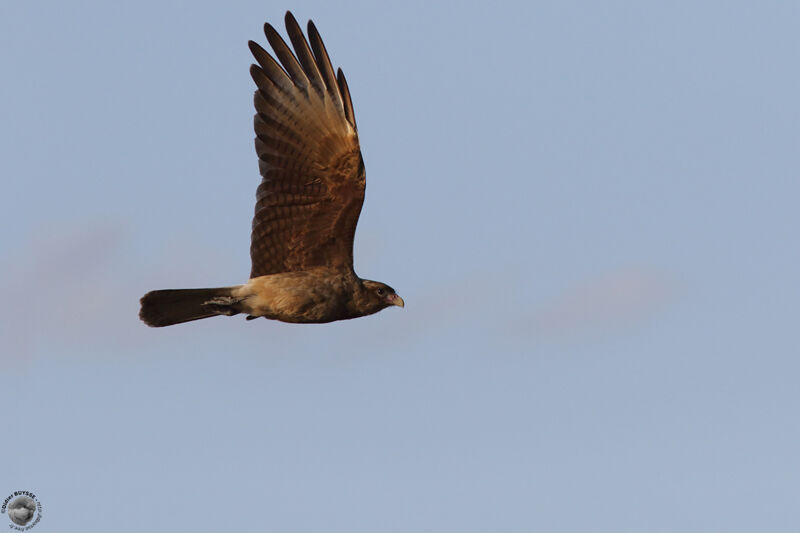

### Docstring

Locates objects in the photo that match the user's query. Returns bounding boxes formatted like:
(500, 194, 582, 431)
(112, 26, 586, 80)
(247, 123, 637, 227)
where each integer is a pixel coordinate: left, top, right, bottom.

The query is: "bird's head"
(360, 280, 404, 314)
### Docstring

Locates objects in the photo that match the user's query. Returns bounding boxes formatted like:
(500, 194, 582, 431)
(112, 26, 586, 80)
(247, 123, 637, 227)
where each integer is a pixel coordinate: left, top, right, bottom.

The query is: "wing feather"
(263, 23, 310, 91)
(337, 68, 357, 129)
(284, 12, 327, 98)
(307, 20, 345, 113)
(248, 42, 294, 95)
(248, 11, 365, 279)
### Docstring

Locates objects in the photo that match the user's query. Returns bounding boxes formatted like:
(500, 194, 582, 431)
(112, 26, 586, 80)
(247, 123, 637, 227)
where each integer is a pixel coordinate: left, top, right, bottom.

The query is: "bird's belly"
(234, 273, 350, 323)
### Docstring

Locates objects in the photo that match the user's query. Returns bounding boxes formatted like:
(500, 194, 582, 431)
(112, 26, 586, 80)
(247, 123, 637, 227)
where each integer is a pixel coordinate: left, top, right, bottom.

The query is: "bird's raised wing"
(248, 11, 364, 279)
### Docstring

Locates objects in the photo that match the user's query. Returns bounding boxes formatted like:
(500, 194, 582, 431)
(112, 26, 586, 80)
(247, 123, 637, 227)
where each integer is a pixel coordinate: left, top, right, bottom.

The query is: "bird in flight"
(139, 11, 403, 327)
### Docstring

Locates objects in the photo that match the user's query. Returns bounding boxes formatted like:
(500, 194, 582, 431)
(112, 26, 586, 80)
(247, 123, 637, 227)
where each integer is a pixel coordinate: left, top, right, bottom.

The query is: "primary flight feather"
(139, 11, 403, 327)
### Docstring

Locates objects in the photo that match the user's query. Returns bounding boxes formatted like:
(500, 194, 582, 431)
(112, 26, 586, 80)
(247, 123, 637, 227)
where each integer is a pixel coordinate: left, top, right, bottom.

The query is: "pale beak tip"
(393, 295, 405, 308)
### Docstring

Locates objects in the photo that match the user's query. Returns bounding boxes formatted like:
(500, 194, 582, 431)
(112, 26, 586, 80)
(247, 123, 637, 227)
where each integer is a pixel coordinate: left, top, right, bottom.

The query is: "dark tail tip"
(139, 290, 190, 327)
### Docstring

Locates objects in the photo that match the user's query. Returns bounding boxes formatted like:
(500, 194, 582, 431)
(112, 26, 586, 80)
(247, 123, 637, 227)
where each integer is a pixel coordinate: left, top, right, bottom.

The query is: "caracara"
(139, 11, 403, 327)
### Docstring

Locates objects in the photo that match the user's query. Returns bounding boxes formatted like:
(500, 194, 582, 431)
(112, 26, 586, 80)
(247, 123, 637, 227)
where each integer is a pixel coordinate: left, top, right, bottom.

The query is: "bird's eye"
(377, 288, 385, 296)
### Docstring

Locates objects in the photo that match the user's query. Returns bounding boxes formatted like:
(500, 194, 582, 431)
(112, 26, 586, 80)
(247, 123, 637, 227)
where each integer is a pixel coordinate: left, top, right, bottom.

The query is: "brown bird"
(139, 11, 403, 327)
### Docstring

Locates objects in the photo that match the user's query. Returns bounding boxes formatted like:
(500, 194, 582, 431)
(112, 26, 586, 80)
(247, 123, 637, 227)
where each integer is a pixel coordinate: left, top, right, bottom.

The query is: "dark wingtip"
(249, 63, 263, 82)
(337, 67, 357, 129)
(307, 19, 319, 40)
(263, 22, 279, 38)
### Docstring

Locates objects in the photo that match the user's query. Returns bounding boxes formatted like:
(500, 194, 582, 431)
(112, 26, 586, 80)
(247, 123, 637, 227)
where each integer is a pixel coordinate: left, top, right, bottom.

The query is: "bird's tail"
(139, 286, 244, 327)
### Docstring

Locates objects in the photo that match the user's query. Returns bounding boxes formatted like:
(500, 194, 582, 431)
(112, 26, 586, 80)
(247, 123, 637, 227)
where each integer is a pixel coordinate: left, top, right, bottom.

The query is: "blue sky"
(1, 1, 799, 531)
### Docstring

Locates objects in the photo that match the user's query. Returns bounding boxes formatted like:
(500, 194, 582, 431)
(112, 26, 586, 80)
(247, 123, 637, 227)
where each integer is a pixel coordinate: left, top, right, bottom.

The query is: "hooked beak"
(388, 294, 405, 308)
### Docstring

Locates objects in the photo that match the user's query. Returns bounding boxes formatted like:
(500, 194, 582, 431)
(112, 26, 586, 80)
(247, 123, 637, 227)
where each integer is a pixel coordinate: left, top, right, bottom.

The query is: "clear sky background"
(1, 0, 799, 531)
